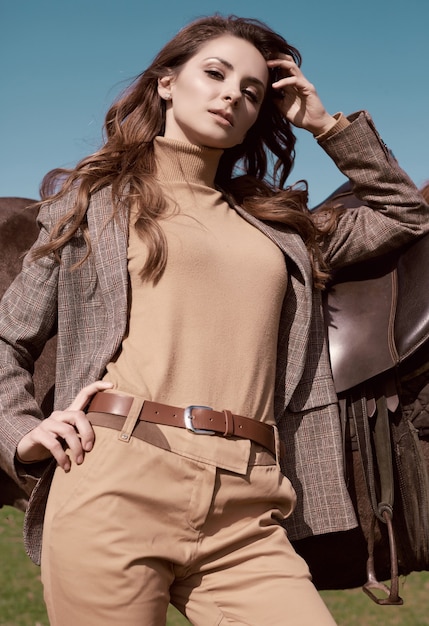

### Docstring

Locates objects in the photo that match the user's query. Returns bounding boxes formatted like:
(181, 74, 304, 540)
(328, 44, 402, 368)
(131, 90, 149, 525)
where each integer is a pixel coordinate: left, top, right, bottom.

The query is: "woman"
(0, 14, 428, 626)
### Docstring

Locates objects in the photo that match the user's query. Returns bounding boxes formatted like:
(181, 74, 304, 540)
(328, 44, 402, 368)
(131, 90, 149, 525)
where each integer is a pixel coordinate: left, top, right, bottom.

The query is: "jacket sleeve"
(315, 111, 429, 267)
(0, 202, 59, 488)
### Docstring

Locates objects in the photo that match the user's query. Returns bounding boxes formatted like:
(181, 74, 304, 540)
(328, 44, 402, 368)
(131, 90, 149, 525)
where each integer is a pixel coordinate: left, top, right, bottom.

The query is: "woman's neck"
(154, 136, 223, 188)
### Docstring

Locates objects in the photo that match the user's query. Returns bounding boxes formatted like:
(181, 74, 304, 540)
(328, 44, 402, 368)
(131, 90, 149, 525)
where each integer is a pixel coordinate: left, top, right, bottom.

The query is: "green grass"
(320, 575, 429, 626)
(1, 506, 429, 625)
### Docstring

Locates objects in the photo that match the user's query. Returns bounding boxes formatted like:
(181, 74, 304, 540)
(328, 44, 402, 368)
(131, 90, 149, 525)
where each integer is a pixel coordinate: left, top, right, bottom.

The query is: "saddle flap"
(323, 256, 398, 393)
(395, 233, 429, 360)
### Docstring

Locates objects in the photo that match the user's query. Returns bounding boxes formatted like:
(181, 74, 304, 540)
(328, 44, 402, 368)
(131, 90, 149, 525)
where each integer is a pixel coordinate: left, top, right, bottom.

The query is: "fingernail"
(64, 463, 71, 472)
(76, 454, 83, 464)
(85, 441, 93, 452)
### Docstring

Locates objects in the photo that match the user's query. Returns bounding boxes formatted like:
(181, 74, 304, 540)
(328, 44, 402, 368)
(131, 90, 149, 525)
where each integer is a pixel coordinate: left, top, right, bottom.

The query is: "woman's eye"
(205, 69, 224, 80)
(243, 89, 259, 104)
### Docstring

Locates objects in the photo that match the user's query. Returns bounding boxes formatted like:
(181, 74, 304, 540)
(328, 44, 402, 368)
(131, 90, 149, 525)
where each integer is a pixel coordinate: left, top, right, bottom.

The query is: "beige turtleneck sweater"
(104, 137, 287, 471)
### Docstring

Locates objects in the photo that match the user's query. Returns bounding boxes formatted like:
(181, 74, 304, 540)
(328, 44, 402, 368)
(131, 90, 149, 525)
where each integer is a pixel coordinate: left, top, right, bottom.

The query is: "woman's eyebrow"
(203, 56, 266, 91)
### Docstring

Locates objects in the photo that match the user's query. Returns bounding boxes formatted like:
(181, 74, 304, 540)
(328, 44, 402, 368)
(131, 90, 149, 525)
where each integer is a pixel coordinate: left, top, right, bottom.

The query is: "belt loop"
(222, 409, 234, 436)
(119, 396, 144, 443)
(272, 424, 282, 470)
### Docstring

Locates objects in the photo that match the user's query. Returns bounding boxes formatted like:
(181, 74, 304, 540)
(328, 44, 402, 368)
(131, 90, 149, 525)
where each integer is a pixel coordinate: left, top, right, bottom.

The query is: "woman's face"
(159, 35, 269, 149)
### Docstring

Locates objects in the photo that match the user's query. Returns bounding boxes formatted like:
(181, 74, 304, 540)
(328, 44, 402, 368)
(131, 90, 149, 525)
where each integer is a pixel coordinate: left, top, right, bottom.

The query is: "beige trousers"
(41, 426, 337, 626)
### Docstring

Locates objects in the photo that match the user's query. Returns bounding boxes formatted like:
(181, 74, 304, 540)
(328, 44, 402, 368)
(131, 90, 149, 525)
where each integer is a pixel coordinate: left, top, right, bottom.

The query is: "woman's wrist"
(305, 114, 337, 137)
(15, 450, 41, 465)
(314, 112, 351, 140)
(15, 437, 47, 465)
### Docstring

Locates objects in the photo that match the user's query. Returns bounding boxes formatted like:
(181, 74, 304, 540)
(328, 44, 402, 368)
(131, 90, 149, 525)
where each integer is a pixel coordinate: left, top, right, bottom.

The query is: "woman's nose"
(223, 89, 241, 107)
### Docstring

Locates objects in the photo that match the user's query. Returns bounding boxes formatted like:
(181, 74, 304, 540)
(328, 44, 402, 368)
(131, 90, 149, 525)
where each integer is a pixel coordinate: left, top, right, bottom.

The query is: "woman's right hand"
(16, 380, 113, 472)
(267, 55, 336, 136)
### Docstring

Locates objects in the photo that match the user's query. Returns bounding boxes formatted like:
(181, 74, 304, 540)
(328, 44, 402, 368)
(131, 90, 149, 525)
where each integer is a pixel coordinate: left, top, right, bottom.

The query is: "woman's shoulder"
(39, 184, 114, 223)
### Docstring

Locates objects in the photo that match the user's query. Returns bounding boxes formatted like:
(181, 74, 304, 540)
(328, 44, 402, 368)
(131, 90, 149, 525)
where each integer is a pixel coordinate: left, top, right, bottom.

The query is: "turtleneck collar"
(154, 136, 224, 188)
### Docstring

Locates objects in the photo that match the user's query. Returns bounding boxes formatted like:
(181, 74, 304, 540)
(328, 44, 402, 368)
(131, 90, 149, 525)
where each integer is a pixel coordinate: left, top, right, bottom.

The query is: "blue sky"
(1, 0, 428, 206)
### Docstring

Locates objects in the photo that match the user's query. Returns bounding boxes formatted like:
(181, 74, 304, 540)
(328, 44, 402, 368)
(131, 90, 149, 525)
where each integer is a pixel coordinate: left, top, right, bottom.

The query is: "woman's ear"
(158, 75, 174, 101)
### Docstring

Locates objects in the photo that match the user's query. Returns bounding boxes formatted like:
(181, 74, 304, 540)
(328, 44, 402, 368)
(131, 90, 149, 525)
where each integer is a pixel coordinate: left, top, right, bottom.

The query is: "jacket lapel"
(87, 187, 130, 356)
(232, 203, 314, 405)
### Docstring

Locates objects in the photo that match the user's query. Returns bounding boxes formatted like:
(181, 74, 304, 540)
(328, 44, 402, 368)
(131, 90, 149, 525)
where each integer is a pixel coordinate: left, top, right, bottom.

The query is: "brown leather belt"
(87, 392, 276, 456)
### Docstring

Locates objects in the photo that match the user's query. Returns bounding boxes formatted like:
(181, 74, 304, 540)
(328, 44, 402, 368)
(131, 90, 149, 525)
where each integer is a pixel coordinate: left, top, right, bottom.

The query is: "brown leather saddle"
(322, 185, 429, 394)
(320, 182, 429, 604)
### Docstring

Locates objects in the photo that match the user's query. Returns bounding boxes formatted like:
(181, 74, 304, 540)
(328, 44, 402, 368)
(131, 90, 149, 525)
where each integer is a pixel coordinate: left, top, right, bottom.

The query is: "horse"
(1, 189, 429, 603)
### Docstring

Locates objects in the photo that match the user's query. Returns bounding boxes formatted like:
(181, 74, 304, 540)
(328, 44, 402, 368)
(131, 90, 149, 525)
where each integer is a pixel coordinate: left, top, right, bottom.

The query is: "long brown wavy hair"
(32, 14, 338, 289)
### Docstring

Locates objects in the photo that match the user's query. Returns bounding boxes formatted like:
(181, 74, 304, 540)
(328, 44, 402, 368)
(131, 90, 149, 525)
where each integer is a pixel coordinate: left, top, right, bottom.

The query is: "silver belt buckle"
(184, 405, 215, 435)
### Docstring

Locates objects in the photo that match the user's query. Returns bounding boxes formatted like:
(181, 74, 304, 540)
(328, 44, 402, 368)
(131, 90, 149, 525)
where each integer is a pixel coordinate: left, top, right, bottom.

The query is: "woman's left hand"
(267, 55, 337, 136)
